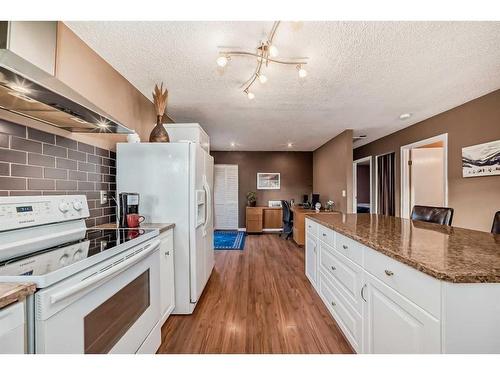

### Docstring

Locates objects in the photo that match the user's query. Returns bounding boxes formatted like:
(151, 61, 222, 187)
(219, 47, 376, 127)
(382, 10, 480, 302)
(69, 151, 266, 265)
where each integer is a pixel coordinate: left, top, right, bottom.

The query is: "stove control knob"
(73, 250, 83, 261)
(73, 201, 83, 211)
(58, 202, 70, 213)
(59, 254, 69, 265)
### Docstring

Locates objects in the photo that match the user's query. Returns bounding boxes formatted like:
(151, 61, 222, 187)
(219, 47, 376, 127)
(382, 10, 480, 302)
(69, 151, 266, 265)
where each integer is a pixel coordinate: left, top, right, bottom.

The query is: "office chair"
(281, 200, 294, 240)
(410, 205, 454, 226)
(492, 211, 500, 235)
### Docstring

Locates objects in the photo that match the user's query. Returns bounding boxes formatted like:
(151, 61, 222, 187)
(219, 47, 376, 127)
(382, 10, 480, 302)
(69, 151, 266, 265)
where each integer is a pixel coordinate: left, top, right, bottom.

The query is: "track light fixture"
(216, 21, 309, 100)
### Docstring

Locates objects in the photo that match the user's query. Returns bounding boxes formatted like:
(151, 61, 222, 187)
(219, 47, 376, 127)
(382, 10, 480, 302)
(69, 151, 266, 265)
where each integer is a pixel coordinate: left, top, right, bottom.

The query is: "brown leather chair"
(492, 211, 500, 235)
(410, 205, 454, 226)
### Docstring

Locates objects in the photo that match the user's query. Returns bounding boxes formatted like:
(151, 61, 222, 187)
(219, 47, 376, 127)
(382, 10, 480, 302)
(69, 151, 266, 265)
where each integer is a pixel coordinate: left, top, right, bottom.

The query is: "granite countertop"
(93, 222, 175, 234)
(0, 283, 36, 309)
(306, 213, 500, 283)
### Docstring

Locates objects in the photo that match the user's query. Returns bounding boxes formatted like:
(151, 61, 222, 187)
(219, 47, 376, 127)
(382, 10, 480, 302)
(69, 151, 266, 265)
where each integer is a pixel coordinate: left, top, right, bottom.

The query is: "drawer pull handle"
(331, 266, 336, 271)
(384, 270, 394, 276)
(165, 251, 170, 256)
(342, 245, 348, 250)
(308, 225, 312, 228)
(322, 233, 327, 237)
(361, 284, 367, 302)
(331, 301, 336, 307)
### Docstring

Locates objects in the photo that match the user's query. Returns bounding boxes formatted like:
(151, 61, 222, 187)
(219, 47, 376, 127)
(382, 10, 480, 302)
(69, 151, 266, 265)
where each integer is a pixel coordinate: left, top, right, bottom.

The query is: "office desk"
(291, 206, 340, 246)
(246, 206, 282, 233)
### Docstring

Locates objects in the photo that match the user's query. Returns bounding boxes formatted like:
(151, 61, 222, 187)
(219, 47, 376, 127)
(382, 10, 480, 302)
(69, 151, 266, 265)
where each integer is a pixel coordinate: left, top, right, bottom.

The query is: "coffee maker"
(119, 192, 140, 228)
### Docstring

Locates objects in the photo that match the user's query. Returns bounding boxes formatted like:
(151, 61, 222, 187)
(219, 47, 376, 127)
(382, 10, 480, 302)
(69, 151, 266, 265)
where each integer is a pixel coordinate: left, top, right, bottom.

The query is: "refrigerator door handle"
(202, 175, 211, 238)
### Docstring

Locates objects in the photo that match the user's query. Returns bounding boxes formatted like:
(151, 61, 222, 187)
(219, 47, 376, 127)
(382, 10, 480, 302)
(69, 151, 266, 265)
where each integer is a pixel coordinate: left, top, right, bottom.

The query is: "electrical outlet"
(100, 190, 108, 205)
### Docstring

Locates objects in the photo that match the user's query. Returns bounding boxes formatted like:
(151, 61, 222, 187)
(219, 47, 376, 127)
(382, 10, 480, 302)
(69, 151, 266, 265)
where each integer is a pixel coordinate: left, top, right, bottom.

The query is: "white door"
(410, 148, 445, 208)
(214, 164, 238, 229)
(305, 235, 318, 286)
(362, 272, 440, 354)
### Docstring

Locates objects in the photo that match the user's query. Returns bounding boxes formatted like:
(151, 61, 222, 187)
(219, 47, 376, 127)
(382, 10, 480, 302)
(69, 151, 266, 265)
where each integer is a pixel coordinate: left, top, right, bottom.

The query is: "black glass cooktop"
(0, 228, 155, 277)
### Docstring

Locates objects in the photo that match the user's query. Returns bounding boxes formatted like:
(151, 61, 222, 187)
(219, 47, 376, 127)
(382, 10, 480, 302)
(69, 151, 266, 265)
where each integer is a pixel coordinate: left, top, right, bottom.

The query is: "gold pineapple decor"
(149, 83, 170, 142)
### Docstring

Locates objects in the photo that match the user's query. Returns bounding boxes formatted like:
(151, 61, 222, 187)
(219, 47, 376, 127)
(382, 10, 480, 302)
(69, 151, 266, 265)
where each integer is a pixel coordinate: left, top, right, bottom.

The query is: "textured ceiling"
(66, 21, 500, 151)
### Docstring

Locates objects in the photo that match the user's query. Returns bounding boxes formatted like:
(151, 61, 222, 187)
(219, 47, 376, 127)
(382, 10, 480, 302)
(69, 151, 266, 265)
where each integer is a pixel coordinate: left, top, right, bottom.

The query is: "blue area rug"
(214, 230, 246, 250)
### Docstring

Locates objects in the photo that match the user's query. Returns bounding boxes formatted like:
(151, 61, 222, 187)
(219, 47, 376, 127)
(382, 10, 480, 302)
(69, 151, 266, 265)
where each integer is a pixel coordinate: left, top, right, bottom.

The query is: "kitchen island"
(304, 213, 500, 353)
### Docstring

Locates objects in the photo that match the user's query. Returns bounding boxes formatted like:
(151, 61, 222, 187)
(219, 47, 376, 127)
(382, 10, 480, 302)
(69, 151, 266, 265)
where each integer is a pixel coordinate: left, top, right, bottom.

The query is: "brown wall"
(211, 151, 313, 227)
(354, 89, 500, 232)
(356, 164, 370, 204)
(313, 129, 354, 213)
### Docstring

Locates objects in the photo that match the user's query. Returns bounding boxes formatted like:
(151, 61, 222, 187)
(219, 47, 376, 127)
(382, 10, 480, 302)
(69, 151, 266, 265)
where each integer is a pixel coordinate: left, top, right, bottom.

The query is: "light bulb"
(269, 45, 278, 57)
(247, 91, 255, 100)
(298, 66, 308, 78)
(258, 74, 268, 84)
(216, 56, 228, 67)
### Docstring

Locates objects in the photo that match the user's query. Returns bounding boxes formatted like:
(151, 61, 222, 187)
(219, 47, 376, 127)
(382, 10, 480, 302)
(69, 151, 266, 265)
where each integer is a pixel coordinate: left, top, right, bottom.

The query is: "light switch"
(342, 190, 346, 197)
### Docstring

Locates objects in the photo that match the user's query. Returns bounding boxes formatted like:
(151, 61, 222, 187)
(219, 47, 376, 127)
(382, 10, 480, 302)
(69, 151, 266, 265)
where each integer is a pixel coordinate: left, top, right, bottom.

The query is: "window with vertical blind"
(214, 164, 239, 229)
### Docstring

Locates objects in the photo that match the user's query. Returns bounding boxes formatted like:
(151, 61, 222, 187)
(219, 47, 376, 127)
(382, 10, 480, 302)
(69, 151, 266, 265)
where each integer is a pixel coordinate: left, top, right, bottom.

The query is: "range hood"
(0, 22, 133, 134)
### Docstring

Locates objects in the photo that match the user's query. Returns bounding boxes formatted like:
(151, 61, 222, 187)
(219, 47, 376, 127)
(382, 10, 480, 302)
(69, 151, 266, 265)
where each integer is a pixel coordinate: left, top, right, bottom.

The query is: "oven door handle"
(49, 239, 160, 305)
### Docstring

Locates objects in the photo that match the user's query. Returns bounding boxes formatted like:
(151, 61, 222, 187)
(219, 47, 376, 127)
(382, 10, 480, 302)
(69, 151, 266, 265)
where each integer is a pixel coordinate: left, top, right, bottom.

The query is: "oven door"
(34, 239, 161, 354)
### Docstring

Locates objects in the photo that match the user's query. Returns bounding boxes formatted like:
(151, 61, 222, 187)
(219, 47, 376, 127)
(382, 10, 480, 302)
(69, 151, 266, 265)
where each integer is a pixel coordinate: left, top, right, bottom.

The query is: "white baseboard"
(238, 228, 246, 232)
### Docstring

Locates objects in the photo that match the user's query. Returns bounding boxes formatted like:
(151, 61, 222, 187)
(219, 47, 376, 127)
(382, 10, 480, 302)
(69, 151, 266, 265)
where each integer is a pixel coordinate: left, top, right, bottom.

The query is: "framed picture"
(462, 140, 500, 178)
(257, 173, 281, 190)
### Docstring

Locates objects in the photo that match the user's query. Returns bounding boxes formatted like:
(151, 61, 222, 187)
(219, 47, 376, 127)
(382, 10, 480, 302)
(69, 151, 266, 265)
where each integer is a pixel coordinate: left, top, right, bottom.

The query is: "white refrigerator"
(116, 142, 214, 314)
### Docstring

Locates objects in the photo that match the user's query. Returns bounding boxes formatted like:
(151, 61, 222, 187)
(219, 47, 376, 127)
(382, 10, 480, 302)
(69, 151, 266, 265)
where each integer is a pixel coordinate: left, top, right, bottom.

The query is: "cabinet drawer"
(319, 271, 362, 353)
(364, 247, 441, 318)
(320, 244, 364, 314)
(305, 218, 318, 237)
(334, 232, 363, 266)
(318, 224, 334, 246)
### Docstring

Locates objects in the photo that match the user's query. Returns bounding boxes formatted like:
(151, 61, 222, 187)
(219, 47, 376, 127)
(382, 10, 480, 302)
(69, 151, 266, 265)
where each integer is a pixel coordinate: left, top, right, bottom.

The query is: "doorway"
(400, 134, 448, 219)
(353, 156, 372, 213)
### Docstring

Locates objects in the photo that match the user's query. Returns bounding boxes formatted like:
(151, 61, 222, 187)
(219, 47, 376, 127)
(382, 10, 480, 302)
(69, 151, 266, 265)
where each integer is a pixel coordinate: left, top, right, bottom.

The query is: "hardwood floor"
(158, 234, 354, 354)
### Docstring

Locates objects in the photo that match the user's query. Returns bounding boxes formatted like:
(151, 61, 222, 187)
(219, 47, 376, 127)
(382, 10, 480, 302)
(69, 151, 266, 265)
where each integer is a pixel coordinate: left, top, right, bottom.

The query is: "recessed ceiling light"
(230, 142, 236, 147)
(399, 113, 412, 120)
(287, 142, 293, 148)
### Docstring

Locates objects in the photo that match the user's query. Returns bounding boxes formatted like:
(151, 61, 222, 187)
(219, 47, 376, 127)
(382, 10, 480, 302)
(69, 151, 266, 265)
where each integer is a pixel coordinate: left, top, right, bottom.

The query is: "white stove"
(0, 195, 161, 354)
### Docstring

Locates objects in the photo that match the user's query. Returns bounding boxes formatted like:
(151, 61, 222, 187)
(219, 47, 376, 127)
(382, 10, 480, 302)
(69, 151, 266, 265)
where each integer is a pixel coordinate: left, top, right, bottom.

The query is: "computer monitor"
(311, 194, 320, 208)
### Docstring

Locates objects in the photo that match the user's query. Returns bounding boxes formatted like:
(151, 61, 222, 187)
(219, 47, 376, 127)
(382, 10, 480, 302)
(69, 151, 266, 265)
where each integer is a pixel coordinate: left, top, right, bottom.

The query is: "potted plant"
(246, 191, 257, 207)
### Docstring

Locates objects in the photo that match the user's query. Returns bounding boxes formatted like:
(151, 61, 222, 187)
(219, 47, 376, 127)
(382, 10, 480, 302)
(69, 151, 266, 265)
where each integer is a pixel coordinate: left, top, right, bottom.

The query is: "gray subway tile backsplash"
(0, 122, 117, 227)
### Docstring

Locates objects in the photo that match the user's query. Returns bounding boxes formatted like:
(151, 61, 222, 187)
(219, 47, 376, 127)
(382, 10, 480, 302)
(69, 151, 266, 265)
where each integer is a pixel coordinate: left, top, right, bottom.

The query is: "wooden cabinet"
(0, 301, 26, 354)
(362, 272, 440, 354)
(245, 207, 282, 233)
(158, 229, 175, 324)
(246, 207, 263, 233)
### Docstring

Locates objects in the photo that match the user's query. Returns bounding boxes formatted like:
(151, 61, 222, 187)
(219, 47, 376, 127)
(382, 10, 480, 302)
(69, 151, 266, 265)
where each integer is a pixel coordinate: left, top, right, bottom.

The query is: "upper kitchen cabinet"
(54, 23, 157, 142)
(1, 21, 57, 75)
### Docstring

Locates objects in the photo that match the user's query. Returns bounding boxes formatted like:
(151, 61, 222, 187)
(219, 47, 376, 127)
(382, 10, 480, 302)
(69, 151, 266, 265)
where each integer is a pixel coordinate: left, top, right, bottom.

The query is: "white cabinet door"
(363, 272, 440, 354)
(305, 234, 318, 286)
(159, 230, 175, 323)
(0, 301, 26, 354)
